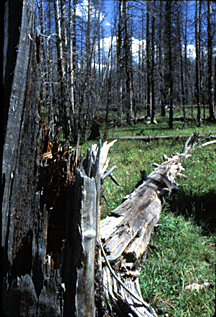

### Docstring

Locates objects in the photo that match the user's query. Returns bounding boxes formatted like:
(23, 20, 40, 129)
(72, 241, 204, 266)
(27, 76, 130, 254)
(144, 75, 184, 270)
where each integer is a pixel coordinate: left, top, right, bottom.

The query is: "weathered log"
(107, 134, 216, 142)
(100, 152, 189, 262)
(100, 134, 198, 317)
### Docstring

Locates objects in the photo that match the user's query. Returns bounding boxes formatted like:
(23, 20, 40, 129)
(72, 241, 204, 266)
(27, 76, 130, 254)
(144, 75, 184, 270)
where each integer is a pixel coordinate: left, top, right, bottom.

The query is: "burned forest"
(2, 0, 216, 316)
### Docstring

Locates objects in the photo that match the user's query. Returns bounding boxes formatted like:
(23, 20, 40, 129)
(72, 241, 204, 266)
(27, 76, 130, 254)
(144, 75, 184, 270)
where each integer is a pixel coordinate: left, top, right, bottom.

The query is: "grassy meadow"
(80, 113, 216, 317)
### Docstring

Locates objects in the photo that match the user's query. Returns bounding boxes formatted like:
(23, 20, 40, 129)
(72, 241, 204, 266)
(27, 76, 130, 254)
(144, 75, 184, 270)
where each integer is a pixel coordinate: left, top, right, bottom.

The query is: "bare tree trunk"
(159, 0, 166, 117)
(54, 0, 69, 137)
(207, 0, 215, 121)
(69, 0, 77, 137)
(183, 0, 188, 124)
(177, 0, 186, 127)
(2, 1, 54, 316)
(214, 56, 216, 113)
(54, 0, 65, 79)
(195, 0, 201, 126)
(146, 0, 151, 119)
(124, 0, 133, 125)
(61, 0, 68, 77)
(164, 0, 173, 129)
(101, 134, 198, 317)
(117, 0, 123, 126)
(151, 0, 156, 124)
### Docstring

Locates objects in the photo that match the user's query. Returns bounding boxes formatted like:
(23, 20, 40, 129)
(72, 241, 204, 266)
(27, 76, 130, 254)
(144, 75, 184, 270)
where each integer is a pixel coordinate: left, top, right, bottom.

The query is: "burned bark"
(2, 1, 67, 315)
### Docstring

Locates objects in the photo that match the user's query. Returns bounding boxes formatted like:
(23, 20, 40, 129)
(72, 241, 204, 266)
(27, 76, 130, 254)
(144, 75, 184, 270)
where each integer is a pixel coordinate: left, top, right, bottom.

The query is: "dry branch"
(200, 140, 216, 147)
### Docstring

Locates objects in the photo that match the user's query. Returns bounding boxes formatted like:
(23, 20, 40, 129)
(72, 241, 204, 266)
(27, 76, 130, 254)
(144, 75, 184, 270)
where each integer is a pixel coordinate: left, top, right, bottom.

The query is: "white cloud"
(132, 37, 146, 60)
(100, 36, 197, 62)
(100, 36, 145, 57)
(186, 44, 196, 59)
(100, 36, 117, 52)
(104, 21, 112, 28)
(76, 0, 104, 22)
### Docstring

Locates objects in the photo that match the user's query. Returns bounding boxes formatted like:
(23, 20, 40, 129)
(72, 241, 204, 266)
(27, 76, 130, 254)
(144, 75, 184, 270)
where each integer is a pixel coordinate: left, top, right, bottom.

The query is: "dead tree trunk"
(2, 5, 117, 311)
(63, 164, 97, 317)
(2, 0, 46, 315)
(2, 1, 70, 315)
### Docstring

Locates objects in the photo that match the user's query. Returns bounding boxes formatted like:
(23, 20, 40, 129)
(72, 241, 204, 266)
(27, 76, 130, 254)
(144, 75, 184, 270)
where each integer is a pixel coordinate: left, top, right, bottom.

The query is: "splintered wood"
(100, 134, 198, 317)
(101, 152, 188, 262)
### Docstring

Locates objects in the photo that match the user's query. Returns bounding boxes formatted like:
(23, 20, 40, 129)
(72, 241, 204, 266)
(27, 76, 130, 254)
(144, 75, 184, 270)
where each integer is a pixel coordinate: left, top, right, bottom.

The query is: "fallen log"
(100, 133, 199, 317)
(107, 134, 216, 142)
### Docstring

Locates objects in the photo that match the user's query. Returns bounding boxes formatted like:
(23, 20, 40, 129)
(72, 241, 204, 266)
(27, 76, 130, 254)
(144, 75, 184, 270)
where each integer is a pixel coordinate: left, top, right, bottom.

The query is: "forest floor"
(79, 112, 216, 317)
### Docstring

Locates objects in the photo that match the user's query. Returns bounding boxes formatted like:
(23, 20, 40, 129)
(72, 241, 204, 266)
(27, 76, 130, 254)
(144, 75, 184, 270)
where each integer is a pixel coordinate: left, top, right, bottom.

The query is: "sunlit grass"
(139, 208, 216, 316)
(100, 120, 216, 316)
(107, 119, 215, 139)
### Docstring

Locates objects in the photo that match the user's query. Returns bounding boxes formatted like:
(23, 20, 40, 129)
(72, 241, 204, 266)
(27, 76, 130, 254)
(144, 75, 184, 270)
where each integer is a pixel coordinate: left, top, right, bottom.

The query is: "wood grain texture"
(99, 136, 198, 317)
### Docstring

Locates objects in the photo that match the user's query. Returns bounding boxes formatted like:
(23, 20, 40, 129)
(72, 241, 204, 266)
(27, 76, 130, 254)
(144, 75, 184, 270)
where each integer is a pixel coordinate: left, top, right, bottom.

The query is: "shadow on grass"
(169, 189, 216, 234)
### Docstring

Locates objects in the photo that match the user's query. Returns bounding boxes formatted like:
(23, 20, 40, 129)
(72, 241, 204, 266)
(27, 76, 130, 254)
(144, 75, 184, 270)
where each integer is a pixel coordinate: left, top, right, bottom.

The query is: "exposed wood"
(61, 140, 118, 317)
(100, 134, 199, 317)
(101, 242, 157, 317)
(74, 167, 97, 317)
(199, 140, 216, 147)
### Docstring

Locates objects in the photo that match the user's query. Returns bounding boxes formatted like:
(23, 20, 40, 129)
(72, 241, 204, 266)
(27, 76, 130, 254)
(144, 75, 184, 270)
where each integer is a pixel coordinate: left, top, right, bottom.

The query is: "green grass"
(139, 208, 215, 316)
(79, 117, 216, 316)
(106, 118, 214, 139)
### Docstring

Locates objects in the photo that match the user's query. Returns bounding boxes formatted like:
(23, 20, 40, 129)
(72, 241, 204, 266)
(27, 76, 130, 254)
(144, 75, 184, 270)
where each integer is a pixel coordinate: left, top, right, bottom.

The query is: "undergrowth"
(139, 208, 215, 316)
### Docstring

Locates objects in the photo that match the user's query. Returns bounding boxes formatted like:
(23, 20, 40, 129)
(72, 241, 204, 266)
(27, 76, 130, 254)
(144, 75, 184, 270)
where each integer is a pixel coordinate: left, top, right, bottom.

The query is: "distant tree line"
(35, 0, 216, 141)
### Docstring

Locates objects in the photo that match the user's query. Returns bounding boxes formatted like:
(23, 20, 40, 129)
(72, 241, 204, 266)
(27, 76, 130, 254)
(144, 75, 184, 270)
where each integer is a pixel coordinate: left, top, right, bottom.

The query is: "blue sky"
(99, 0, 198, 60)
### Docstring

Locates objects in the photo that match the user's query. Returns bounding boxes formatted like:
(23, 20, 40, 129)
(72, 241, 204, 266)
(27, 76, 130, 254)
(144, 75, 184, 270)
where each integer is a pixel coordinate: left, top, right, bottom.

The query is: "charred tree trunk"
(159, 1, 165, 118)
(54, 0, 70, 138)
(2, 0, 47, 315)
(2, 1, 89, 315)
